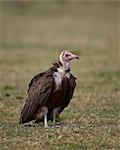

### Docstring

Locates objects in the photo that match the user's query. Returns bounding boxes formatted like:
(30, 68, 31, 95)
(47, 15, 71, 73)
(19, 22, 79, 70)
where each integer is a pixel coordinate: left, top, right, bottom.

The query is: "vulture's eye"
(65, 54, 69, 57)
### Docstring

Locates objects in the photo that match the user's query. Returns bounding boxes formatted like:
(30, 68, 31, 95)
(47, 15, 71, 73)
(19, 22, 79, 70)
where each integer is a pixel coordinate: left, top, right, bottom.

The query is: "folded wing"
(20, 70, 54, 123)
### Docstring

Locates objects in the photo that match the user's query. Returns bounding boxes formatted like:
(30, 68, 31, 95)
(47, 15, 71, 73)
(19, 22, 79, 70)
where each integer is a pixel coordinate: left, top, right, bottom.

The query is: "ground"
(0, 1, 120, 150)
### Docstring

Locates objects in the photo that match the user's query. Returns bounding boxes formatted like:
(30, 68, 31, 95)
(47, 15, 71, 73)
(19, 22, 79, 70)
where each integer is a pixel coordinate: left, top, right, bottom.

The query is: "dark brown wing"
(58, 74, 77, 115)
(20, 69, 54, 124)
(69, 74, 77, 99)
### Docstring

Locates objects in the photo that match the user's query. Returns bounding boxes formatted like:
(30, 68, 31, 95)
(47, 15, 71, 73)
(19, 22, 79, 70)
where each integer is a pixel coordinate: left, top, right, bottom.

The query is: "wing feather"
(20, 70, 54, 123)
(58, 74, 76, 114)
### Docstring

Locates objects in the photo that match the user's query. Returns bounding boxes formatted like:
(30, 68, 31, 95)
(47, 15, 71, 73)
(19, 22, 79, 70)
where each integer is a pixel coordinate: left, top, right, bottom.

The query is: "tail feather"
(19, 97, 35, 124)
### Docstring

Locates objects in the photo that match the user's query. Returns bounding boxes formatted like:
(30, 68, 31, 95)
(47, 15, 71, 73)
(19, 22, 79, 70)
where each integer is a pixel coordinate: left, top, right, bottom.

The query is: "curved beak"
(74, 55, 79, 60)
(71, 53, 80, 60)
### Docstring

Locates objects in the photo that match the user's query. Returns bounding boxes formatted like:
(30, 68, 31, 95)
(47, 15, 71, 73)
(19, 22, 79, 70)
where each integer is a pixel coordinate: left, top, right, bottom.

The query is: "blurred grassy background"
(0, 1, 120, 149)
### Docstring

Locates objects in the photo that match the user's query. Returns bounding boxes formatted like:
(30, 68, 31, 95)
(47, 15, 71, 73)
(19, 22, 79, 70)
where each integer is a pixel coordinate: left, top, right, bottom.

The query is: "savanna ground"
(0, 1, 120, 149)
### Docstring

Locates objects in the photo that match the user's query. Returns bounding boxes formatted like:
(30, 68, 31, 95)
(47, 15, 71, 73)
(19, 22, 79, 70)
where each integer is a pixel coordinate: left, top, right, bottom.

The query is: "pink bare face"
(62, 51, 79, 62)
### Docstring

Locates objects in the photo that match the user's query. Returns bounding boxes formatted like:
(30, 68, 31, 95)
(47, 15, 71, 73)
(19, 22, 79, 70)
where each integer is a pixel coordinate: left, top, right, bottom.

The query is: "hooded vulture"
(19, 50, 79, 127)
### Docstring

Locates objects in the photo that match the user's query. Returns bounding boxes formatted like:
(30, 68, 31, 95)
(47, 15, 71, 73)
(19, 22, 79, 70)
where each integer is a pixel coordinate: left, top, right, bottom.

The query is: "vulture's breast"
(53, 67, 70, 90)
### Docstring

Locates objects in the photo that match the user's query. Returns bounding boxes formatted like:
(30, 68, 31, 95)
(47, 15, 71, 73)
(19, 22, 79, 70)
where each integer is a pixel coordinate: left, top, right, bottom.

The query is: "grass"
(0, 1, 120, 150)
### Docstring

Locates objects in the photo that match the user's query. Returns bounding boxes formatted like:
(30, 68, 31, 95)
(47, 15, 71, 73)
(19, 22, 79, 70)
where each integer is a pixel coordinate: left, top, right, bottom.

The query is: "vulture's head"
(60, 50, 79, 63)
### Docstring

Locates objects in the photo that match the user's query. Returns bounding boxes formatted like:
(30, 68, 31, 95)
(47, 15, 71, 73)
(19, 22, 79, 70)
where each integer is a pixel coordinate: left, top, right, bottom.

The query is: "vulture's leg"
(52, 107, 61, 126)
(35, 106, 48, 127)
(43, 107, 48, 128)
(52, 110, 56, 126)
